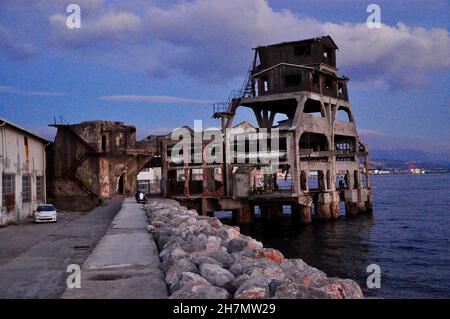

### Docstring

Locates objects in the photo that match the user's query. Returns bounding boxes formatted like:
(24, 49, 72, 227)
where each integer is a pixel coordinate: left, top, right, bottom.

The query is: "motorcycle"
(135, 191, 148, 204)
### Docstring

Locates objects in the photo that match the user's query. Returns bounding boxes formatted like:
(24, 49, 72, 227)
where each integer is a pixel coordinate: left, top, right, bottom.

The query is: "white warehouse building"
(0, 118, 49, 226)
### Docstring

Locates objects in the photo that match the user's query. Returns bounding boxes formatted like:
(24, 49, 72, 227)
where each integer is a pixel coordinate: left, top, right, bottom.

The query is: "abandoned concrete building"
(47, 120, 155, 211)
(0, 117, 49, 226)
(158, 36, 372, 223)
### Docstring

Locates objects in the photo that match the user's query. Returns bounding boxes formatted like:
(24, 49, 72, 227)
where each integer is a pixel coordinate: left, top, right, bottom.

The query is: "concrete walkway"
(62, 198, 168, 299)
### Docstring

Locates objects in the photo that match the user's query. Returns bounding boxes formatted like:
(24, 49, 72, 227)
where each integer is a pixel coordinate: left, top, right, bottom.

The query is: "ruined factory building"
(47, 120, 155, 211)
(159, 35, 372, 223)
(0, 117, 49, 226)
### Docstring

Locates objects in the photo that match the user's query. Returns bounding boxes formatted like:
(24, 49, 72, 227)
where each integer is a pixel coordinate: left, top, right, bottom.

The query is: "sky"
(0, 0, 449, 161)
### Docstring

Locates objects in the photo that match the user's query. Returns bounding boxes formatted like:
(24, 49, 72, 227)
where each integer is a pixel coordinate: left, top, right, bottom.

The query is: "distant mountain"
(370, 149, 450, 164)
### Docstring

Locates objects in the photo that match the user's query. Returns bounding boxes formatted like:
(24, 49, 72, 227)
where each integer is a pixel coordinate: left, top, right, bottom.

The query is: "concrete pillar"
(357, 201, 367, 214)
(330, 201, 340, 219)
(201, 198, 215, 216)
(317, 202, 331, 220)
(365, 195, 373, 213)
(232, 203, 254, 224)
(345, 200, 358, 217)
(329, 191, 340, 219)
(291, 203, 312, 223)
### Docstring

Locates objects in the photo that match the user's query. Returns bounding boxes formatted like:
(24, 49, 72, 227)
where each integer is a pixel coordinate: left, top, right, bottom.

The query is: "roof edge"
(0, 117, 50, 144)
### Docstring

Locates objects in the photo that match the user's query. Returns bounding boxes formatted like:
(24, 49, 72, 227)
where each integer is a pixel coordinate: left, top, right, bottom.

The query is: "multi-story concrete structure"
(0, 118, 49, 226)
(47, 120, 155, 211)
(160, 36, 372, 223)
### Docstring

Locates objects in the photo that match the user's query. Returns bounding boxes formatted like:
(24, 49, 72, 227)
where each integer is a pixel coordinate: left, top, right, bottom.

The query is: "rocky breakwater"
(145, 200, 364, 299)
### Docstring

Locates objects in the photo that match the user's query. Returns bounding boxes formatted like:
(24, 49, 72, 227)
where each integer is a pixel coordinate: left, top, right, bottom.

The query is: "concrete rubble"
(145, 199, 364, 299)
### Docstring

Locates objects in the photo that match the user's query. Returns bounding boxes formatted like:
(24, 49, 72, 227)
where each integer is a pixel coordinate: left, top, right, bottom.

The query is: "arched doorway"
(118, 173, 125, 195)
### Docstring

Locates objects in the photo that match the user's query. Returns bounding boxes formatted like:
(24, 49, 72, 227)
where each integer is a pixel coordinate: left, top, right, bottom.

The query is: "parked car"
(34, 204, 58, 223)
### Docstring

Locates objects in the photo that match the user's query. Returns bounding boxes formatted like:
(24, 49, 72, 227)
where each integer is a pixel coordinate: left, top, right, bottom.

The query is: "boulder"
(255, 248, 285, 264)
(209, 249, 235, 268)
(199, 263, 235, 289)
(234, 277, 271, 299)
(274, 280, 329, 299)
(227, 237, 249, 253)
(170, 285, 230, 299)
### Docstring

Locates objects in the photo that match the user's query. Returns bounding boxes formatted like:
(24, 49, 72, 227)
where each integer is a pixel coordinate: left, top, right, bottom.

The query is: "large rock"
(199, 263, 235, 289)
(314, 279, 364, 299)
(216, 227, 240, 241)
(256, 248, 285, 264)
(227, 237, 249, 253)
(187, 253, 224, 268)
(234, 277, 271, 299)
(208, 248, 235, 268)
(170, 285, 230, 299)
(247, 265, 285, 282)
(178, 272, 211, 290)
(274, 280, 329, 299)
(165, 260, 199, 292)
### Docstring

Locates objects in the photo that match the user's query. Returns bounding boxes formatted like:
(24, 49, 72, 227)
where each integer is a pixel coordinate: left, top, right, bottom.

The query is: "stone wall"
(146, 200, 364, 299)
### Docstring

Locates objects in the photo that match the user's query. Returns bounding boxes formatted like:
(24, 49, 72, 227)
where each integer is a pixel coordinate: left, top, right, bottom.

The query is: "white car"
(34, 204, 58, 223)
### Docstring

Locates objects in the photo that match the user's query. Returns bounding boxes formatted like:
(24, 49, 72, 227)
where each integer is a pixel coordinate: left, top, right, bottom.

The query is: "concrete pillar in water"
(365, 194, 373, 213)
(317, 202, 331, 220)
(357, 201, 367, 214)
(291, 203, 312, 223)
(330, 201, 340, 219)
(345, 200, 358, 217)
(316, 192, 332, 221)
(232, 203, 254, 224)
(330, 191, 340, 219)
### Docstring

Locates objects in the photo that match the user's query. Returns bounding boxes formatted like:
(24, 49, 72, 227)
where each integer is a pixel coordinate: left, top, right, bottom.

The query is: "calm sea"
(220, 174, 450, 298)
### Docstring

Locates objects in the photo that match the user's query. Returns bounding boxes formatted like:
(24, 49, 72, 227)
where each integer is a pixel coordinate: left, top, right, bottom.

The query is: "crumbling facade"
(159, 36, 372, 223)
(0, 118, 48, 226)
(47, 121, 154, 211)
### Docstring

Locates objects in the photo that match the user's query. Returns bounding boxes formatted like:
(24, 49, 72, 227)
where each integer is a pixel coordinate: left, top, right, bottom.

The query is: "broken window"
(36, 176, 43, 203)
(324, 77, 333, 90)
(2, 174, 15, 207)
(263, 78, 269, 92)
(22, 175, 31, 203)
(294, 45, 311, 56)
(101, 135, 107, 152)
(284, 74, 302, 87)
(323, 47, 333, 63)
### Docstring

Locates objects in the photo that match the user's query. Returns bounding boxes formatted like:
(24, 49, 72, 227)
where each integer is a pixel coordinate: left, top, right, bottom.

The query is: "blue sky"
(0, 0, 449, 160)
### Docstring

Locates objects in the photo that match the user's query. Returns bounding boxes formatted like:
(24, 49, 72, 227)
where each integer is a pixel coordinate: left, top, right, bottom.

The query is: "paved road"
(0, 200, 122, 299)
